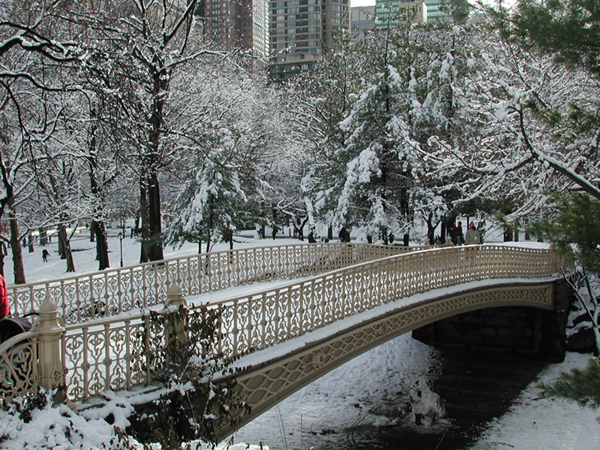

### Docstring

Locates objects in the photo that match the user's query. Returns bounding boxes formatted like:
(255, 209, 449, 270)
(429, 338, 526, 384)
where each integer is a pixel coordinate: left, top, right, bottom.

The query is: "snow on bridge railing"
(2, 244, 562, 405)
(200, 244, 562, 359)
(7, 242, 417, 324)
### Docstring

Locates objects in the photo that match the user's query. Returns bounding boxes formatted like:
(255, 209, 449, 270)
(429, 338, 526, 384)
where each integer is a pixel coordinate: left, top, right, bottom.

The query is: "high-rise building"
(268, 0, 351, 81)
(375, 0, 427, 28)
(351, 5, 376, 40)
(423, 0, 449, 22)
(198, 0, 269, 57)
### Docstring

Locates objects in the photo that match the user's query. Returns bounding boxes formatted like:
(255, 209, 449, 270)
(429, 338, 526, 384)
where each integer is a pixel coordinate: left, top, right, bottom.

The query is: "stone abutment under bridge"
(412, 278, 573, 360)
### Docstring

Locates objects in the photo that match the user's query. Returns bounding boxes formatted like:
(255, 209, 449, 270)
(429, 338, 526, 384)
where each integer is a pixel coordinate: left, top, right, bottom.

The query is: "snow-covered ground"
(0, 228, 598, 449)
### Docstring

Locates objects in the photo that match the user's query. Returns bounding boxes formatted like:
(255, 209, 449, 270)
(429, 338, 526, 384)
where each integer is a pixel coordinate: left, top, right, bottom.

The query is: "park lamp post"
(118, 231, 123, 267)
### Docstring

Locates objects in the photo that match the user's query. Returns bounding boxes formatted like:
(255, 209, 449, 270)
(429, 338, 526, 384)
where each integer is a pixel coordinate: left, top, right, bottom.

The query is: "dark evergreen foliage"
(531, 193, 600, 275)
(495, 0, 600, 76)
(539, 358, 600, 408)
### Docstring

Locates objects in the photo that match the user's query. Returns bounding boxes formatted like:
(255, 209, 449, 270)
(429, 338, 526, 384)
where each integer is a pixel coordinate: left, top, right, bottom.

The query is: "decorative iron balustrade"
(199, 245, 561, 359)
(0, 332, 39, 408)
(7, 243, 415, 325)
(46, 244, 561, 404)
(62, 316, 151, 402)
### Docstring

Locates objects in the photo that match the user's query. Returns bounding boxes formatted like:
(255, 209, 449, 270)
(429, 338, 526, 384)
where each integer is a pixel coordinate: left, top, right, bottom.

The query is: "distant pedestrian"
(465, 222, 480, 245)
(423, 234, 431, 247)
(455, 221, 464, 246)
(338, 226, 350, 243)
(0, 274, 9, 319)
(42, 249, 50, 262)
(308, 229, 316, 243)
(477, 222, 485, 244)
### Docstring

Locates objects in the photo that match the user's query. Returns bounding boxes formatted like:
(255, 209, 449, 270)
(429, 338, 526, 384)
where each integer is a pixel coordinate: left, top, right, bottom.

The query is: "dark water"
(333, 349, 549, 450)
(230, 338, 551, 450)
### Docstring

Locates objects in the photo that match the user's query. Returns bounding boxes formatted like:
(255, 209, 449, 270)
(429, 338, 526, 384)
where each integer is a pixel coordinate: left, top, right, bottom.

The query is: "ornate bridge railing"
(7, 242, 415, 324)
(0, 244, 561, 407)
(199, 244, 561, 359)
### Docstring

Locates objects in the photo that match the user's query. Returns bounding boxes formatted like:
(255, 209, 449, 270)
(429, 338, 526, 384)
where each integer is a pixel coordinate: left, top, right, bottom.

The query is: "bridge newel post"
(163, 283, 189, 366)
(34, 295, 67, 404)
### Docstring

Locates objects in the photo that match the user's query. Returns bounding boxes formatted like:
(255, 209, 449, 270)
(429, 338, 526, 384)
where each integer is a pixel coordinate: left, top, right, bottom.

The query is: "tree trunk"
(0, 242, 6, 277)
(140, 172, 164, 263)
(92, 219, 110, 270)
(148, 172, 164, 261)
(58, 231, 65, 259)
(39, 228, 47, 246)
(6, 193, 25, 284)
(58, 224, 75, 272)
(139, 180, 150, 263)
(426, 215, 436, 245)
(8, 201, 25, 284)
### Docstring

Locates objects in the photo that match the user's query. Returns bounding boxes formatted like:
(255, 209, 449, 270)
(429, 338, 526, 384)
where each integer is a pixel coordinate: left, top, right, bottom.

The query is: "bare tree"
(78, 0, 229, 263)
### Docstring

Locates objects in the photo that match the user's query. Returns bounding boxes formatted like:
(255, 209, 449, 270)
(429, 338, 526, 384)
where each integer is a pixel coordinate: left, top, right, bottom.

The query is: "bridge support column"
(538, 279, 572, 360)
(35, 296, 66, 404)
(162, 283, 189, 366)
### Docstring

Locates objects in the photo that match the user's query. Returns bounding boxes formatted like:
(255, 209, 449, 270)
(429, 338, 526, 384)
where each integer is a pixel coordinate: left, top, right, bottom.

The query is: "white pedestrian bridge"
(0, 242, 564, 440)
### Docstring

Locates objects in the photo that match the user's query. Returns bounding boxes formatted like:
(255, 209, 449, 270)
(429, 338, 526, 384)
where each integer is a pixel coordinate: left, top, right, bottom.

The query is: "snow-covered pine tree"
(306, 19, 479, 244)
(164, 59, 280, 252)
(291, 32, 368, 238)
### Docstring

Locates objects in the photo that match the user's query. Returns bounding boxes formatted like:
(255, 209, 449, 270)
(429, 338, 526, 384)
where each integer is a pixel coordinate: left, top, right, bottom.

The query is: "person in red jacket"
(0, 274, 9, 318)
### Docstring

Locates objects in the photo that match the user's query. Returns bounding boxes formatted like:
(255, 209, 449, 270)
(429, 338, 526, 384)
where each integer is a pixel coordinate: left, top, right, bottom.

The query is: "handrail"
(56, 244, 560, 403)
(8, 242, 419, 324)
(198, 245, 561, 359)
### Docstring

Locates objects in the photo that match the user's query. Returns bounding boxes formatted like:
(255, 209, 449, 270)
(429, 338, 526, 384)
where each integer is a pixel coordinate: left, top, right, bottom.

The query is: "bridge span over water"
(0, 242, 567, 440)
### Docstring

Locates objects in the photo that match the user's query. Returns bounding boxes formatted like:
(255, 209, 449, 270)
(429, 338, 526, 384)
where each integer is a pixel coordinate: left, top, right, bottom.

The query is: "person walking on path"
(338, 226, 350, 243)
(42, 249, 50, 262)
(455, 221, 464, 245)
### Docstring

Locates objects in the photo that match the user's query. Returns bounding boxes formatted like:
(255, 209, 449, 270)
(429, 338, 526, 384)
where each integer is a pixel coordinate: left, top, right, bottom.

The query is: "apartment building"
(198, 0, 269, 57)
(351, 5, 376, 37)
(268, 0, 351, 81)
(375, 0, 427, 28)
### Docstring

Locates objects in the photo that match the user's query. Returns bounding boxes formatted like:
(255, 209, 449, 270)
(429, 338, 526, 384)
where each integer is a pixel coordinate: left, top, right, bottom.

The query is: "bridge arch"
(216, 279, 564, 440)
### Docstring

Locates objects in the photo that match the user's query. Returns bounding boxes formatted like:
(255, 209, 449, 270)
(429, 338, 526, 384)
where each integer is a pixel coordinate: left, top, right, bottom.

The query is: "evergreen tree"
(496, 0, 600, 76)
(304, 19, 479, 243)
(539, 358, 600, 408)
(533, 193, 600, 352)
